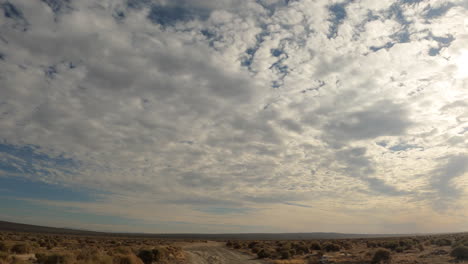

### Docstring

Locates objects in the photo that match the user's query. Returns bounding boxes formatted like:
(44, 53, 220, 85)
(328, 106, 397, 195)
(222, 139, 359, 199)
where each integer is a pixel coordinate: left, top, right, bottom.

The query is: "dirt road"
(183, 241, 266, 264)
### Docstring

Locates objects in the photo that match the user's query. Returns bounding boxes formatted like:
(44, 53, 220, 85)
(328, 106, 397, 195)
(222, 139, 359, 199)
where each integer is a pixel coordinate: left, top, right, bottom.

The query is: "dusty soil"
(183, 241, 266, 264)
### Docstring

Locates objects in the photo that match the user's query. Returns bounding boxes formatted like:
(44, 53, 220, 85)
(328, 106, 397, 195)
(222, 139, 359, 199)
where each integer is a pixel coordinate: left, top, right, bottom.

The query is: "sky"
(0, 0, 467, 234)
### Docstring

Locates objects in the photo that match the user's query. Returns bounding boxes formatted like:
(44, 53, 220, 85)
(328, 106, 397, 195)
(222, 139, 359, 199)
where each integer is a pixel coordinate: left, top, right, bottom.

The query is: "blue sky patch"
(388, 143, 422, 152)
(0, 197, 137, 229)
(271, 48, 283, 57)
(126, 0, 151, 10)
(41, 0, 71, 14)
(147, 5, 209, 26)
(0, 142, 79, 178)
(0, 176, 97, 202)
(2, 2, 23, 19)
(370, 42, 395, 52)
(424, 3, 455, 19)
(327, 2, 348, 39)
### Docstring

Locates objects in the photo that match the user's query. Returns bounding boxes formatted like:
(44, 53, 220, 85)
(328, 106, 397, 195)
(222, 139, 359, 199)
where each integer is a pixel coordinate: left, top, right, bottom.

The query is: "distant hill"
(0, 220, 410, 240)
(0, 220, 105, 236)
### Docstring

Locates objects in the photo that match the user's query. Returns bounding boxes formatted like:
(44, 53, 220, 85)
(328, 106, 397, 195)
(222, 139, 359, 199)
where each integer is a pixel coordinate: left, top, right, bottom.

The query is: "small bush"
(251, 247, 260, 254)
(136, 250, 152, 264)
(381, 241, 399, 251)
(113, 254, 143, 264)
(257, 249, 272, 259)
(451, 246, 468, 260)
(293, 244, 309, 255)
(433, 238, 452, 247)
(0, 243, 8, 252)
(248, 242, 258, 249)
(395, 246, 404, 253)
(10, 244, 30, 254)
(323, 243, 340, 252)
(280, 250, 291, 259)
(367, 241, 378, 248)
(137, 247, 167, 264)
(77, 249, 114, 264)
(309, 242, 321, 250)
(35, 253, 74, 264)
(453, 238, 468, 248)
(0, 252, 9, 261)
(371, 249, 391, 264)
(417, 243, 424, 252)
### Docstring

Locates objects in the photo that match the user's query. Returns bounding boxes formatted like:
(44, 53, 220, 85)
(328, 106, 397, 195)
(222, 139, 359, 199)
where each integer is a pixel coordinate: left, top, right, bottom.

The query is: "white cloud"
(0, 0, 467, 232)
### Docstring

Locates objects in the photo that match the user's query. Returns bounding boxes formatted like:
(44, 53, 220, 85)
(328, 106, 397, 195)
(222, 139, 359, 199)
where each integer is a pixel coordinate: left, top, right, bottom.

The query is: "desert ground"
(0, 222, 467, 264)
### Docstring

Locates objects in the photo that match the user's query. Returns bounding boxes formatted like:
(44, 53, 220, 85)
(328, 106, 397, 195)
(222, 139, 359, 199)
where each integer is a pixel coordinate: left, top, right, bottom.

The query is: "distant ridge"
(0, 220, 419, 240)
(0, 220, 104, 236)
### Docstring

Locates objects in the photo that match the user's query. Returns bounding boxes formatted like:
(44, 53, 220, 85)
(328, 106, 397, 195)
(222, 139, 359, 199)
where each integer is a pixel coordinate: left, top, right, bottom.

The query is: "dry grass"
(226, 232, 468, 264)
(1, 230, 468, 264)
(273, 259, 306, 264)
(0, 231, 187, 264)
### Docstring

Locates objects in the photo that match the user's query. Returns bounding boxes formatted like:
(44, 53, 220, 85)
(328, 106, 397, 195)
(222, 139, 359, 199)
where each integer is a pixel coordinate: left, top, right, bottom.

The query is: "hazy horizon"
(1, 0, 468, 234)
(2, 219, 464, 236)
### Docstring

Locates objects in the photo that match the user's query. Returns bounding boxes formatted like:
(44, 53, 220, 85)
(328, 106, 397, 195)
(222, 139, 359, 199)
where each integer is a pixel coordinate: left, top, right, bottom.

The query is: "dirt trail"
(183, 241, 266, 264)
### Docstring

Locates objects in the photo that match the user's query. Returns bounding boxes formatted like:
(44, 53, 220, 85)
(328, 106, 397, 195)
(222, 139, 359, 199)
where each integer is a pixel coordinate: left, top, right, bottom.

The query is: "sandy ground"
(183, 241, 266, 264)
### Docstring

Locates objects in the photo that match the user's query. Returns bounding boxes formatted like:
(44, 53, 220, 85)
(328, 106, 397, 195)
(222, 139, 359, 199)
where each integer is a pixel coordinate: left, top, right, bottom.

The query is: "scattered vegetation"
(371, 248, 391, 264)
(10, 244, 30, 254)
(451, 246, 468, 260)
(226, 233, 468, 263)
(0, 229, 467, 264)
(0, 231, 185, 264)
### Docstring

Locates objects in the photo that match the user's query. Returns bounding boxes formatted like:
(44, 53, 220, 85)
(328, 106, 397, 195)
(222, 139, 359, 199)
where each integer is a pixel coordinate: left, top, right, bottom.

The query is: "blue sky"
(0, 0, 468, 234)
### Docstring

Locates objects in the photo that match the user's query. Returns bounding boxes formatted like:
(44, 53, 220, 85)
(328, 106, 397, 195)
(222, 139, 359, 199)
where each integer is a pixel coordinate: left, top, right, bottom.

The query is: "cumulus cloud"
(0, 0, 468, 232)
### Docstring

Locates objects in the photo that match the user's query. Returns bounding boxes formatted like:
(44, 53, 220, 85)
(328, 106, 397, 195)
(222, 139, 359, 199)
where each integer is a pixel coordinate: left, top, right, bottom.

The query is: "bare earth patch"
(183, 241, 266, 264)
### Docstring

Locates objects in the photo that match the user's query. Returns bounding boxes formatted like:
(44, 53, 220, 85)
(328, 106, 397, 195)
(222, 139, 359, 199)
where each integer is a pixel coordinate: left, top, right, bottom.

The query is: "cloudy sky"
(0, 0, 467, 234)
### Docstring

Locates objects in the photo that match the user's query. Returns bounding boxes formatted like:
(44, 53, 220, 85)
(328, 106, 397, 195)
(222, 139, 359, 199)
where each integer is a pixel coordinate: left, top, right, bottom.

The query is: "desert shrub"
(35, 253, 75, 264)
(371, 249, 391, 264)
(233, 242, 242, 249)
(137, 247, 167, 264)
(0, 242, 8, 252)
(75, 248, 113, 264)
(381, 241, 399, 251)
(248, 242, 258, 249)
(151, 247, 168, 261)
(323, 243, 340, 252)
(398, 239, 414, 249)
(417, 243, 424, 252)
(277, 242, 291, 251)
(257, 249, 273, 259)
(251, 247, 260, 254)
(341, 242, 352, 250)
(293, 244, 310, 255)
(136, 249, 153, 264)
(113, 254, 143, 264)
(395, 246, 404, 253)
(453, 238, 468, 248)
(280, 250, 291, 259)
(433, 238, 452, 246)
(0, 252, 9, 261)
(226, 241, 233, 247)
(10, 243, 30, 254)
(451, 246, 468, 260)
(309, 242, 321, 250)
(366, 241, 377, 248)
